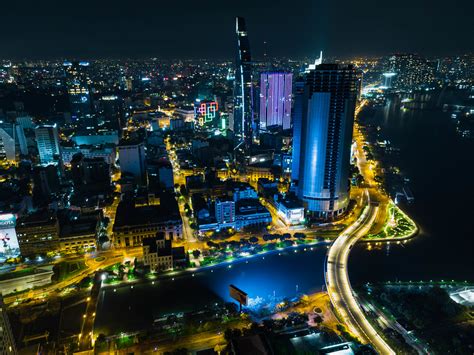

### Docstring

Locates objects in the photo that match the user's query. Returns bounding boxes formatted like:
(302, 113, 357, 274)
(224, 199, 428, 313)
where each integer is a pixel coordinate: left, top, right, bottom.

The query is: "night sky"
(1, 0, 473, 59)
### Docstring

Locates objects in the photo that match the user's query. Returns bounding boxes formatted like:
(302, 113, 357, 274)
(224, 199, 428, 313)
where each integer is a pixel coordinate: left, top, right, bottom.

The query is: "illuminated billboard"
(0, 213, 20, 260)
(195, 100, 219, 126)
(229, 284, 248, 306)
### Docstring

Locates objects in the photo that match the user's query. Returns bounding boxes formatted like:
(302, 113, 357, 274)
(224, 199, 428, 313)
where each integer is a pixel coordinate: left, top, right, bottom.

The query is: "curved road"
(326, 190, 395, 355)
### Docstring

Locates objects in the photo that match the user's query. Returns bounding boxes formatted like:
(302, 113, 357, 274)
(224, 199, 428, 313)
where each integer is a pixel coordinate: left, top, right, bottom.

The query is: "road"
(360, 298, 429, 354)
(4, 248, 142, 306)
(326, 192, 394, 354)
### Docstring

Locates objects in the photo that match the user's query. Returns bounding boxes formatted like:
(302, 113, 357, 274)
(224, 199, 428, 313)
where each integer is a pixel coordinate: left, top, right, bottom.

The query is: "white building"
(275, 196, 305, 226)
(35, 125, 61, 165)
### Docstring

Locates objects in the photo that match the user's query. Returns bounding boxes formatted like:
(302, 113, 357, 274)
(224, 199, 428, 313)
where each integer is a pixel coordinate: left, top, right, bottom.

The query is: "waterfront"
(350, 92, 474, 284)
(95, 245, 328, 335)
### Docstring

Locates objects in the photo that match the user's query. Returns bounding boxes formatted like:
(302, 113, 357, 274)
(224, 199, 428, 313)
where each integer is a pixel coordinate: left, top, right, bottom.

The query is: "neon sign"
(195, 101, 219, 125)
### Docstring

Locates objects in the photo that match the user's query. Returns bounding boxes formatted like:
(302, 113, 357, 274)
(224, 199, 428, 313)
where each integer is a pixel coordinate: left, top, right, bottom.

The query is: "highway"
(326, 191, 394, 354)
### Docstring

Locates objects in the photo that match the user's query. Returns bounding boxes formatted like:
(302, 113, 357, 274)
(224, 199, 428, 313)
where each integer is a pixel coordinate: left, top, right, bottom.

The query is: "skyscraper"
(35, 124, 61, 165)
(100, 95, 123, 132)
(118, 142, 147, 185)
(233, 16, 254, 149)
(291, 80, 305, 182)
(68, 80, 92, 128)
(259, 72, 293, 131)
(296, 64, 357, 218)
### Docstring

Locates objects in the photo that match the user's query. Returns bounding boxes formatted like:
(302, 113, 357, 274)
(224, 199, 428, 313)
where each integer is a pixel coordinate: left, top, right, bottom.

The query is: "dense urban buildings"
(0, 8, 473, 354)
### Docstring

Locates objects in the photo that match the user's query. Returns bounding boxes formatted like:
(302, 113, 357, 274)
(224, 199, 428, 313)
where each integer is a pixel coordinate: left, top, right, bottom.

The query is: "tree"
(192, 250, 201, 259)
(249, 236, 258, 244)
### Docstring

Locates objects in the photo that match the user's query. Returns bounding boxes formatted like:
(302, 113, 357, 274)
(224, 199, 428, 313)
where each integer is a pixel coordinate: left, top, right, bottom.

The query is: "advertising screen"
(229, 284, 248, 306)
(0, 213, 20, 260)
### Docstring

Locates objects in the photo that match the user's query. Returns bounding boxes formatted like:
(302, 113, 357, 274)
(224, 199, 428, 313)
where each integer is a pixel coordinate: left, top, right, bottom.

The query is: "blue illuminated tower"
(291, 80, 305, 182)
(296, 64, 357, 219)
(233, 16, 254, 150)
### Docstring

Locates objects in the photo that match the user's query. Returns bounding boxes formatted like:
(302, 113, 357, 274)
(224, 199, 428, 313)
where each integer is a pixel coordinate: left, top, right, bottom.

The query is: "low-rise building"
(58, 211, 99, 253)
(235, 199, 272, 230)
(274, 195, 305, 226)
(113, 195, 182, 248)
(143, 232, 188, 272)
(247, 164, 274, 182)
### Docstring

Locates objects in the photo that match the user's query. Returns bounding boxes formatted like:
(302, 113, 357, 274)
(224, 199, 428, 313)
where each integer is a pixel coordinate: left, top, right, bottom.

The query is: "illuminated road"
(4, 248, 142, 306)
(326, 193, 394, 354)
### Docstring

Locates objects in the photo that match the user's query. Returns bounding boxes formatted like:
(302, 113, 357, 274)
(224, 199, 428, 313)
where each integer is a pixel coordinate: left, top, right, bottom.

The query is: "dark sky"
(1, 0, 473, 59)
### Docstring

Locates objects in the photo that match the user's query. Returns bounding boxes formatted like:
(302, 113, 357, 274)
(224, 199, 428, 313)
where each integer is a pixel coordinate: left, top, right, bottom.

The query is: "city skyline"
(0, 6, 473, 354)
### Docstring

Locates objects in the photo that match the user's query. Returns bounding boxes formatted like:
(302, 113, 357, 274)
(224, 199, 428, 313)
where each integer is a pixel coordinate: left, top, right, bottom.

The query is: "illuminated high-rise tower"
(296, 64, 357, 219)
(233, 16, 254, 150)
(259, 72, 292, 131)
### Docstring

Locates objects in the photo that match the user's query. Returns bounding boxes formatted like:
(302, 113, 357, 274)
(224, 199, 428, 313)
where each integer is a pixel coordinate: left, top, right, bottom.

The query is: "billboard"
(229, 284, 248, 306)
(0, 213, 20, 260)
(195, 100, 219, 126)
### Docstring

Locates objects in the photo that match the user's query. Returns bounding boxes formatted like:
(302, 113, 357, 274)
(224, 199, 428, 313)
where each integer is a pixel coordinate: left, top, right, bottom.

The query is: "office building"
(296, 64, 357, 218)
(100, 95, 123, 131)
(113, 197, 182, 247)
(15, 115, 35, 129)
(33, 165, 61, 198)
(233, 16, 254, 148)
(16, 210, 60, 257)
(259, 72, 292, 131)
(215, 197, 235, 225)
(274, 195, 305, 226)
(72, 131, 119, 146)
(291, 80, 305, 181)
(118, 142, 146, 185)
(235, 199, 272, 230)
(71, 154, 111, 191)
(35, 125, 61, 165)
(61, 145, 116, 165)
(68, 80, 93, 127)
(0, 295, 16, 354)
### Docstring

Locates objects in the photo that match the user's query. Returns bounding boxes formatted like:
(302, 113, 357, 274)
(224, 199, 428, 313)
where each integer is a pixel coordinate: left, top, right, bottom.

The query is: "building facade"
(118, 142, 147, 185)
(296, 64, 357, 218)
(259, 72, 292, 131)
(35, 125, 61, 165)
(113, 201, 183, 248)
(233, 16, 254, 148)
(16, 211, 60, 257)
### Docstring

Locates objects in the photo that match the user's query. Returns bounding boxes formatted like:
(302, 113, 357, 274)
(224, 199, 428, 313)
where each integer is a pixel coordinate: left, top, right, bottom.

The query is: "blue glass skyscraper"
(296, 64, 357, 218)
(291, 80, 305, 182)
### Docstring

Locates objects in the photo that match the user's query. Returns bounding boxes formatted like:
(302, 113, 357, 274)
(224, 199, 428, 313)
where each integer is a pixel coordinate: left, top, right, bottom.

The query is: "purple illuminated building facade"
(259, 72, 293, 131)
